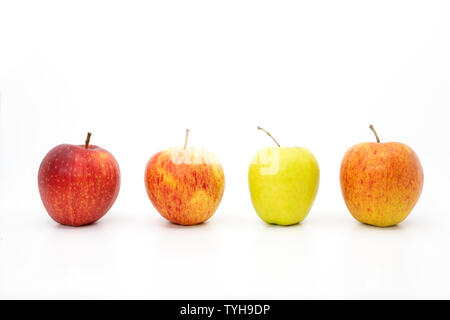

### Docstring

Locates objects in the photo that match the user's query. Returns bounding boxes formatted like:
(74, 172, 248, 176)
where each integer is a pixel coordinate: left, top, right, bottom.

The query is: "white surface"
(1, 0, 450, 299)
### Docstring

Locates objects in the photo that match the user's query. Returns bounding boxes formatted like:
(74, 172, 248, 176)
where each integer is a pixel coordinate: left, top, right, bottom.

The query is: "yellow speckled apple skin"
(340, 142, 424, 227)
(248, 147, 320, 225)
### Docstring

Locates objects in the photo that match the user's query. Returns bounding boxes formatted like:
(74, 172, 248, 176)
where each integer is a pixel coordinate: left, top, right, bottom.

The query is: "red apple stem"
(85, 132, 92, 149)
(184, 129, 190, 150)
(257, 126, 280, 147)
(369, 125, 380, 143)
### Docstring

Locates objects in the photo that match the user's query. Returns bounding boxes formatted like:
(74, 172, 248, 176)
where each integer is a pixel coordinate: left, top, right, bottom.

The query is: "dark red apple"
(38, 133, 121, 226)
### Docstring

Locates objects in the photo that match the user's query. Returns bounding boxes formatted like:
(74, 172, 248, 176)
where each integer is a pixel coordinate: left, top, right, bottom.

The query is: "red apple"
(144, 129, 225, 225)
(38, 133, 121, 226)
(340, 125, 424, 227)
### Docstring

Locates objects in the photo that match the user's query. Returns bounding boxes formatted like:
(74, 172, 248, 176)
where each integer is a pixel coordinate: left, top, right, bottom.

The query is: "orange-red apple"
(340, 125, 424, 227)
(38, 133, 121, 226)
(144, 130, 225, 225)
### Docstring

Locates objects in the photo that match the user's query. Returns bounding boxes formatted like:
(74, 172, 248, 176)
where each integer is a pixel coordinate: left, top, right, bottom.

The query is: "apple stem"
(85, 132, 92, 149)
(369, 124, 380, 143)
(257, 126, 280, 147)
(184, 129, 190, 150)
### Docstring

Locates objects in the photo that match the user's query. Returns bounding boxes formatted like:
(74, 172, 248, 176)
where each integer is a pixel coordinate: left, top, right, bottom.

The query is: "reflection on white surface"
(0, 208, 448, 299)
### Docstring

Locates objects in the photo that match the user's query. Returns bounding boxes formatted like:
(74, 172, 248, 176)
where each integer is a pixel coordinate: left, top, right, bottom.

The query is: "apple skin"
(38, 144, 121, 226)
(340, 142, 423, 227)
(248, 147, 320, 225)
(145, 148, 225, 225)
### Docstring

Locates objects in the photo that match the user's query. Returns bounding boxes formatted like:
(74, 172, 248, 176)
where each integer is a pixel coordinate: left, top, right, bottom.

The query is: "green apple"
(248, 127, 320, 225)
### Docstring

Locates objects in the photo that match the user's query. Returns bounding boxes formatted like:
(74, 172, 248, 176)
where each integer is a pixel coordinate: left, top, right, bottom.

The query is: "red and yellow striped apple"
(144, 130, 225, 225)
(38, 133, 121, 226)
(340, 125, 424, 227)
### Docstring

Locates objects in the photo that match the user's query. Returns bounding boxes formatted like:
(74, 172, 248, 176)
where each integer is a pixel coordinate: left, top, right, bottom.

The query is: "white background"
(1, 0, 450, 299)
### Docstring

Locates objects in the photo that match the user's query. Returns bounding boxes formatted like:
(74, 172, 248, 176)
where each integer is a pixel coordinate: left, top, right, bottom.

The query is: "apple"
(340, 125, 424, 227)
(38, 132, 121, 226)
(144, 129, 225, 225)
(248, 127, 320, 225)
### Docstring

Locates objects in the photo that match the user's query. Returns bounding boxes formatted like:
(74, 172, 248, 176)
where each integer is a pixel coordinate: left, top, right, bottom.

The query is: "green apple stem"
(257, 126, 280, 147)
(85, 132, 92, 149)
(184, 129, 190, 150)
(369, 125, 380, 143)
